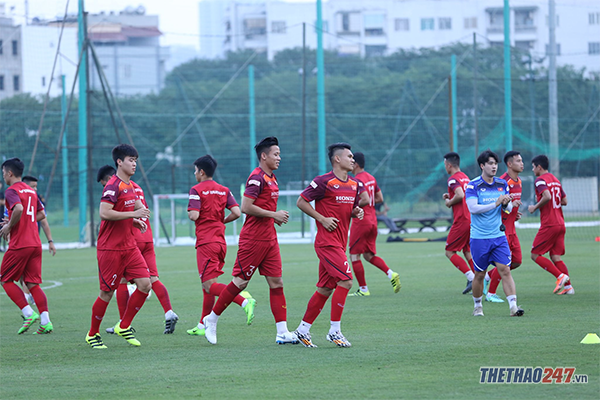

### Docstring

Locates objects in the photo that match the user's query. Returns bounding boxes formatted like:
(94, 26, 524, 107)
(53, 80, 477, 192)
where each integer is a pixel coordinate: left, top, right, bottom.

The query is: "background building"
(199, 0, 600, 73)
(0, 4, 22, 100)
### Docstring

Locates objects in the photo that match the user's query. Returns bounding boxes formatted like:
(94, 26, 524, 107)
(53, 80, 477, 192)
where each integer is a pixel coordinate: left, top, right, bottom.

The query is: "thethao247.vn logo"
(479, 367, 588, 384)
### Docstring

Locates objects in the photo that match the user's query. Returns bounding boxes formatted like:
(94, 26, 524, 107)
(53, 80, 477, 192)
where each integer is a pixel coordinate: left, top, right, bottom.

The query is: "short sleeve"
(534, 178, 548, 195)
(244, 174, 263, 199)
(4, 188, 20, 210)
(37, 196, 45, 213)
(301, 176, 327, 202)
(101, 182, 119, 205)
(226, 190, 239, 209)
(448, 178, 463, 192)
(465, 182, 477, 199)
(188, 187, 201, 211)
(354, 180, 365, 208)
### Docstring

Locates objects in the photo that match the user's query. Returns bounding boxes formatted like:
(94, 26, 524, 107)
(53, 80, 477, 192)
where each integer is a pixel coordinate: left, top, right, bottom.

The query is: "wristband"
(48, 240, 53, 243)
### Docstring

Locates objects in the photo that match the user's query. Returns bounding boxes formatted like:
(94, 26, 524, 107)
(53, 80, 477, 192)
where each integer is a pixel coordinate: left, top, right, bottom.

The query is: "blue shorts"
(470, 237, 511, 272)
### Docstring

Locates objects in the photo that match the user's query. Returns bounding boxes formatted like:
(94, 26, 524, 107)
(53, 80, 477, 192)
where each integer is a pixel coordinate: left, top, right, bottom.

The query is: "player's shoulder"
(494, 176, 508, 185)
(468, 176, 483, 186)
(247, 167, 265, 185)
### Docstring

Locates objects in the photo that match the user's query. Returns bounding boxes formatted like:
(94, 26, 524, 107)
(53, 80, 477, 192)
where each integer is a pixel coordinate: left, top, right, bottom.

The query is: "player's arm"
(374, 190, 384, 204)
(297, 196, 338, 231)
(0, 203, 23, 238)
(241, 196, 289, 225)
(188, 210, 199, 221)
(358, 190, 369, 207)
(224, 206, 241, 224)
(466, 195, 508, 214)
(528, 190, 551, 213)
(99, 201, 149, 221)
(445, 187, 464, 208)
(561, 195, 567, 206)
(39, 218, 56, 256)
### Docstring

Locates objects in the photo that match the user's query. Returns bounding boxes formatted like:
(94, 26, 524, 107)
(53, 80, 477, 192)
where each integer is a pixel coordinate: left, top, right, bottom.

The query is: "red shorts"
(232, 239, 282, 280)
(532, 225, 566, 256)
(137, 241, 158, 276)
(0, 246, 42, 284)
(445, 222, 470, 252)
(97, 248, 150, 292)
(506, 233, 522, 265)
(349, 223, 377, 255)
(196, 242, 226, 282)
(315, 246, 353, 289)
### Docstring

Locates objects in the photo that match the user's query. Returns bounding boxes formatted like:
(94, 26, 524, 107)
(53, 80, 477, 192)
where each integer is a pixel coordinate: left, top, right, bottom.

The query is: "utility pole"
(316, 0, 326, 174)
(301, 22, 307, 237)
(503, 0, 513, 152)
(248, 64, 256, 172)
(548, 0, 560, 175)
(77, 0, 88, 243)
(473, 33, 479, 158)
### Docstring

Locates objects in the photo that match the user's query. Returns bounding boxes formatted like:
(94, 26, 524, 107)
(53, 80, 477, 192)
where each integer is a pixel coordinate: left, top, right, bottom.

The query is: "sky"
(3, 0, 316, 50)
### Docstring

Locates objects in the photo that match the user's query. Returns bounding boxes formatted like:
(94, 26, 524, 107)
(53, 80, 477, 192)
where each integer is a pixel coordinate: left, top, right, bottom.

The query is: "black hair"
(1, 158, 25, 178)
(532, 154, 549, 170)
(112, 144, 139, 168)
(353, 152, 365, 169)
(443, 152, 460, 167)
(22, 175, 38, 184)
(194, 155, 218, 178)
(254, 137, 279, 161)
(503, 150, 521, 165)
(327, 142, 352, 164)
(477, 149, 499, 170)
(97, 164, 116, 183)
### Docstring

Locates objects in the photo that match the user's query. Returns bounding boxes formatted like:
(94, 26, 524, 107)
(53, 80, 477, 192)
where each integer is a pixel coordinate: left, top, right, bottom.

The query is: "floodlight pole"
(61, 75, 69, 227)
(503, 0, 513, 152)
(451, 54, 458, 152)
(316, 0, 326, 174)
(248, 64, 256, 172)
(77, 0, 88, 243)
(301, 22, 307, 237)
(548, 0, 560, 176)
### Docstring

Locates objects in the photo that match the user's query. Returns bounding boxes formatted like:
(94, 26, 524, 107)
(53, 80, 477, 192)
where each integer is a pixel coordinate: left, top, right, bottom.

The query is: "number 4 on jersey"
(26, 196, 36, 222)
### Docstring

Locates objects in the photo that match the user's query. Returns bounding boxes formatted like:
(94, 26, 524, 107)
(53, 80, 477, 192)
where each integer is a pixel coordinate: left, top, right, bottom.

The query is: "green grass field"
(1, 233, 599, 399)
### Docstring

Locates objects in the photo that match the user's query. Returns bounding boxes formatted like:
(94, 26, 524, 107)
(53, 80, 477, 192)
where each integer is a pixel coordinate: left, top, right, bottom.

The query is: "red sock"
(151, 280, 172, 313)
(553, 260, 571, 285)
(120, 289, 148, 328)
(467, 258, 475, 272)
(116, 283, 129, 320)
(89, 297, 109, 336)
(352, 260, 367, 287)
(201, 291, 215, 323)
(534, 255, 562, 278)
(28, 284, 48, 313)
(369, 256, 390, 274)
(2, 281, 28, 309)
(450, 254, 471, 274)
(270, 287, 287, 323)
(331, 286, 350, 322)
(301, 291, 329, 324)
(488, 267, 501, 294)
(209, 282, 245, 306)
(212, 282, 241, 316)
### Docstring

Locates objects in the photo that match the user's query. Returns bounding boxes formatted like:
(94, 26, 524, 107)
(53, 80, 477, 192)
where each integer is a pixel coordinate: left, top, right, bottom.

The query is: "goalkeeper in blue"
(465, 150, 524, 318)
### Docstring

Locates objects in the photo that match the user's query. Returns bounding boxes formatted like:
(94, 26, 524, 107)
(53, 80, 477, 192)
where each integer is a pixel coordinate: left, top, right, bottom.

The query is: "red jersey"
(500, 172, 522, 234)
(240, 167, 280, 242)
(4, 182, 44, 249)
(447, 171, 471, 224)
(535, 172, 565, 227)
(131, 181, 153, 243)
(301, 171, 364, 249)
(188, 180, 238, 247)
(352, 171, 379, 227)
(97, 175, 139, 251)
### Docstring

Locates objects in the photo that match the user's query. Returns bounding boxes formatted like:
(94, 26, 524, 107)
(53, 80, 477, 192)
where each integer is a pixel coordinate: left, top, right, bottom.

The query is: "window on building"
(421, 18, 434, 30)
(589, 42, 600, 55)
(42, 76, 46, 87)
(365, 45, 386, 57)
(488, 10, 503, 27)
(272, 21, 286, 34)
(0, 75, 4, 91)
(515, 40, 534, 51)
(464, 17, 477, 29)
(545, 15, 559, 26)
(515, 9, 536, 31)
(589, 12, 600, 25)
(12, 40, 18, 55)
(395, 18, 409, 31)
(545, 43, 561, 56)
(364, 14, 385, 36)
(244, 18, 267, 39)
(336, 12, 360, 34)
(124, 64, 131, 78)
(0, 40, 3, 55)
(342, 13, 350, 31)
(13, 75, 19, 91)
(439, 18, 451, 30)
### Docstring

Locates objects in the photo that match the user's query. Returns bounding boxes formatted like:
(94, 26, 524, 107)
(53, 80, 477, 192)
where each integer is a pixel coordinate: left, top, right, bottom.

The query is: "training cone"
(580, 333, 600, 344)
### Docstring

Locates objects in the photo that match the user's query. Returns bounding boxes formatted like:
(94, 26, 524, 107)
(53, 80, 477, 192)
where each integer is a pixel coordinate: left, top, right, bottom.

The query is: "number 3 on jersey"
(550, 187, 562, 209)
(26, 196, 36, 222)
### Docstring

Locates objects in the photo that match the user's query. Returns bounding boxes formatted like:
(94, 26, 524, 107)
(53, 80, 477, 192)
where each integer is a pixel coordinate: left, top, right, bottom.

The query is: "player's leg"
(19, 276, 35, 305)
(327, 279, 352, 347)
(445, 224, 474, 293)
(492, 237, 524, 317)
(349, 253, 369, 296)
(531, 226, 567, 292)
(23, 248, 50, 333)
(469, 239, 488, 316)
(485, 267, 504, 303)
(2, 281, 39, 333)
(265, 275, 297, 344)
(549, 227, 572, 294)
(295, 286, 332, 348)
(364, 251, 401, 294)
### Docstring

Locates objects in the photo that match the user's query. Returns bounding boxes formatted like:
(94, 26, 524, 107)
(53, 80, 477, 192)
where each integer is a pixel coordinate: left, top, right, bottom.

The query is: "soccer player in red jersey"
(348, 152, 400, 296)
(484, 151, 524, 303)
(186, 155, 257, 336)
(0, 158, 53, 334)
(97, 165, 180, 334)
(202, 137, 298, 345)
(442, 152, 475, 294)
(293, 143, 368, 348)
(528, 155, 573, 295)
(85, 144, 152, 349)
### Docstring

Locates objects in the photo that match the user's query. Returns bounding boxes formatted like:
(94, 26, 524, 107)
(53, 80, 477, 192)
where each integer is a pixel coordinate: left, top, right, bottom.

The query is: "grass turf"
(1, 235, 599, 399)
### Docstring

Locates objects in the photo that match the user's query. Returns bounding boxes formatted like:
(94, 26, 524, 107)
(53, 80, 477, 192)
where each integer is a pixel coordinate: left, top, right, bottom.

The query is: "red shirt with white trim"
(4, 182, 44, 249)
(188, 180, 238, 246)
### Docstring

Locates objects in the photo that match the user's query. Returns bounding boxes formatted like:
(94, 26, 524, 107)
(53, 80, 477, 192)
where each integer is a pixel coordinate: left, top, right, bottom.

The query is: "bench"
(391, 217, 453, 233)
